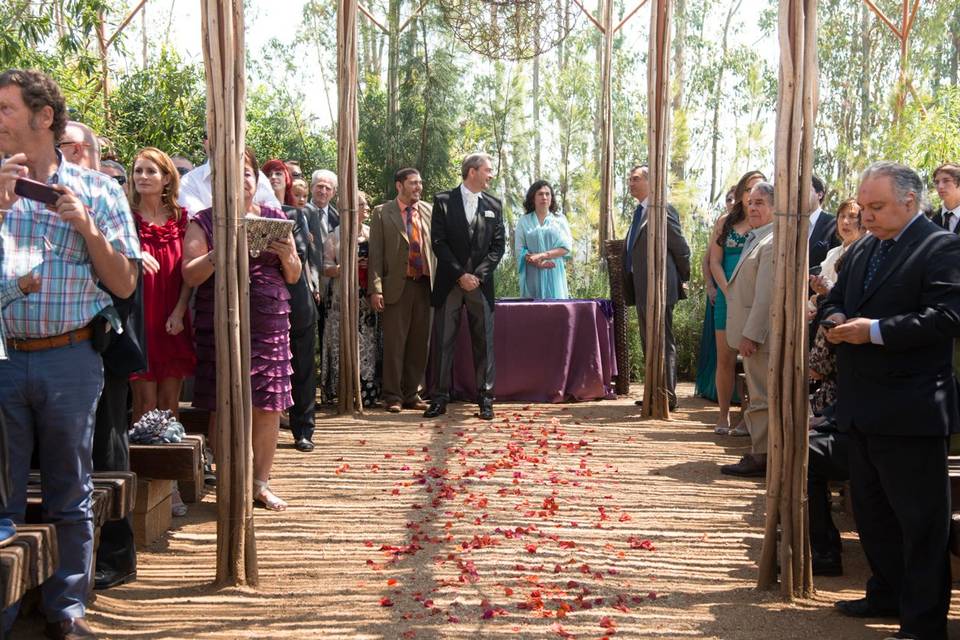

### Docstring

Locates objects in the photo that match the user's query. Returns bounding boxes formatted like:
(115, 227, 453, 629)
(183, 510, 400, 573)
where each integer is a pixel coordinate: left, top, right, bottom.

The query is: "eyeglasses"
(110, 175, 126, 186)
(56, 141, 89, 150)
(291, 172, 303, 179)
(176, 167, 191, 177)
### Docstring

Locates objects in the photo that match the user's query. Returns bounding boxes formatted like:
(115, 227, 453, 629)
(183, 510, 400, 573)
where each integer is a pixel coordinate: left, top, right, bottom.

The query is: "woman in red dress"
(128, 147, 197, 421)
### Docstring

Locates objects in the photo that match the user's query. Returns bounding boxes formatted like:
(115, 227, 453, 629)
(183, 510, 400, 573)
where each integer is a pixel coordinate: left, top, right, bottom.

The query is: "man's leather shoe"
(294, 438, 315, 452)
(423, 402, 447, 418)
(385, 402, 402, 413)
(478, 398, 494, 420)
(94, 568, 136, 590)
(812, 551, 843, 576)
(634, 399, 643, 406)
(834, 597, 899, 619)
(720, 454, 767, 477)
(45, 617, 97, 640)
(403, 399, 428, 410)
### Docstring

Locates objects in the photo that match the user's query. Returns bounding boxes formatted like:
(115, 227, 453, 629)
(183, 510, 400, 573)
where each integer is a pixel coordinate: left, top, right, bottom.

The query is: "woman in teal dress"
(515, 180, 573, 299)
(708, 170, 765, 435)
(694, 187, 737, 402)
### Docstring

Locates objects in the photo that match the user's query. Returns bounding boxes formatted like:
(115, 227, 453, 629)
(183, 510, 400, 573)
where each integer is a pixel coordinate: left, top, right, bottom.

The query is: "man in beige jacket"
(721, 181, 776, 477)
(369, 168, 436, 412)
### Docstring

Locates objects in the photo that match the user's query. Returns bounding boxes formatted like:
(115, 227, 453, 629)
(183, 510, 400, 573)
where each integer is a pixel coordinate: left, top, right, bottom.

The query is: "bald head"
(59, 121, 100, 170)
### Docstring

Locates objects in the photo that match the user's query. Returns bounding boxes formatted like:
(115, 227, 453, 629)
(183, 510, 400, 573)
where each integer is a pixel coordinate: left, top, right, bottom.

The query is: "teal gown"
(515, 212, 573, 299)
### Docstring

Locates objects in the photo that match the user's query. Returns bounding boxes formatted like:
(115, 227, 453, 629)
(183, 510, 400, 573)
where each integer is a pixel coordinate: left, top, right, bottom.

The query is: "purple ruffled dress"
(191, 207, 294, 412)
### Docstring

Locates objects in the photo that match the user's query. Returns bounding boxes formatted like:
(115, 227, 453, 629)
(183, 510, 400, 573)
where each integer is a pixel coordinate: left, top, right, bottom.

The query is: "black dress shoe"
(294, 437, 315, 452)
(478, 398, 494, 420)
(94, 568, 136, 590)
(634, 399, 643, 406)
(45, 616, 97, 639)
(812, 551, 843, 576)
(423, 402, 447, 418)
(720, 454, 767, 477)
(834, 597, 899, 618)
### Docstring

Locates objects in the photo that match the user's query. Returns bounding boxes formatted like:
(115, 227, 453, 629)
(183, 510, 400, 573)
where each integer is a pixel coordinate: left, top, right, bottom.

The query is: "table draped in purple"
(441, 299, 617, 403)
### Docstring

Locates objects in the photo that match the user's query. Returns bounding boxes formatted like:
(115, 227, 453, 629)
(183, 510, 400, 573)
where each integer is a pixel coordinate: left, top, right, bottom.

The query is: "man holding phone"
(0, 70, 141, 640)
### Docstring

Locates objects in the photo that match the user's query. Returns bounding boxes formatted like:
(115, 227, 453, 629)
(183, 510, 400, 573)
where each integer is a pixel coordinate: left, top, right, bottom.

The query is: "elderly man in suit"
(824, 162, 960, 640)
(622, 165, 691, 411)
(719, 181, 776, 478)
(424, 153, 505, 421)
(369, 168, 436, 413)
(304, 169, 339, 371)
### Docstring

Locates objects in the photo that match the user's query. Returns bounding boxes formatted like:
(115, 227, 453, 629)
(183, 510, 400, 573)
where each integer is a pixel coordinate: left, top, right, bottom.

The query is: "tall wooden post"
(597, 0, 615, 247)
(338, 0, 364, 414)
(201, 0, 258, 586)
(641, 0, 672, 420)
(757, 0, 818, 599)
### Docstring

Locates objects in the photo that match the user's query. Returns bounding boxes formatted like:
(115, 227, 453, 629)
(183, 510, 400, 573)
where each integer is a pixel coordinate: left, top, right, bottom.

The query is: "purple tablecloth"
(444, 299, 618, 403)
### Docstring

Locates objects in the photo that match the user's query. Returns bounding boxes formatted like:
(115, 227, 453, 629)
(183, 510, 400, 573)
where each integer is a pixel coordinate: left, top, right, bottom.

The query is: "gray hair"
(461, 153, 494, 180)
(311, 169, 338, 190)
(101, 159, 126, 177)
(860, 161, 922, 209)
(751, 180, 775, 203)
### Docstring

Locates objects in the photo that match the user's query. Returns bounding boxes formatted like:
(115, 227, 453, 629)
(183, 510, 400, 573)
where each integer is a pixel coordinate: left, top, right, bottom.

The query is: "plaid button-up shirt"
(0, 154, 141, 347)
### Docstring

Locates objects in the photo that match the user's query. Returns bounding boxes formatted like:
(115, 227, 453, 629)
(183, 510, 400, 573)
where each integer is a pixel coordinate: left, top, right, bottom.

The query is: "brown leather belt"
(7, 326, 93, 352)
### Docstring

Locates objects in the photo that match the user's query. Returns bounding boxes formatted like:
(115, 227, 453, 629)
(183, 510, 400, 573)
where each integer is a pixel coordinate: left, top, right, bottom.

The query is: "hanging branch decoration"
(201, 0, 258, 586)
(337, 0, 364, 414)
(758, 0, 819, 599)
(641, 0, 672, 420)
(436, 0, 582, 61)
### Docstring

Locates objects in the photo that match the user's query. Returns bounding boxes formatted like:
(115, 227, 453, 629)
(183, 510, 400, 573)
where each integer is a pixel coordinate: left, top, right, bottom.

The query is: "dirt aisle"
(17, 384, 959, 638)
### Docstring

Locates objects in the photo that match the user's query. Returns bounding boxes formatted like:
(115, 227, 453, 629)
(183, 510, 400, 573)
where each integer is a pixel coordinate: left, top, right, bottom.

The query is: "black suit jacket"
(823, 216, 960, 437)
(430, 187, 505, 308)
(809, 211, 840, 273)
(283, 205, 318, 331)
(621, 203, 691, 307)
(930, 210, 960, 235)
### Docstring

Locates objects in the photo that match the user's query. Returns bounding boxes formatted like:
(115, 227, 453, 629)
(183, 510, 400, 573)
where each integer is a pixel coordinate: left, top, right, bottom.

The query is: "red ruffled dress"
(130, 210, 197, 382)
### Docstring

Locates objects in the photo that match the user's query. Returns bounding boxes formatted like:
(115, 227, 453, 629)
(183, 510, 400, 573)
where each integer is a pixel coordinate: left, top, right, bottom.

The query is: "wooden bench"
(0, 524, 58, 610)
(129, 434, 206, 503)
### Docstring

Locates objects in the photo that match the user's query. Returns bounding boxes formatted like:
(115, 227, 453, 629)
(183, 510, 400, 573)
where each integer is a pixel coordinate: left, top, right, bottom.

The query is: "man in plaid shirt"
(0, 70, 140, 640)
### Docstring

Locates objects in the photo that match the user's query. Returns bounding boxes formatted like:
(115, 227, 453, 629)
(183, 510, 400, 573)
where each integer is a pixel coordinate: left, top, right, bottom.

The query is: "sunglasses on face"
(176, 167, 191, 177)
(111, 175, 127, 186)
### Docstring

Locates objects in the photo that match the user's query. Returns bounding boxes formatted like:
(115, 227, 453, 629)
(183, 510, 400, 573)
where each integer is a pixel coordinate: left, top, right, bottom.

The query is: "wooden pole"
(641, 0, 672, 420)
(757, 0, 818, 599)
(201, 0, 258, 586)
(337, 0, 363, 414)
(598, 0, 615, 248)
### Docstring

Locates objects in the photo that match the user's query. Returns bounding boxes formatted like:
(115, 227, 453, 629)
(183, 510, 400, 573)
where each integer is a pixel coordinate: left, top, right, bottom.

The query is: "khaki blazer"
(725, 223, 775, 351)
(368, 199, 436, 305)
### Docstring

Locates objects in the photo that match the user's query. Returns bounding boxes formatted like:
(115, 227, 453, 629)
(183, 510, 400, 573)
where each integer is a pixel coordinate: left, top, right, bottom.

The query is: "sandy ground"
(13, 383, 960, 639)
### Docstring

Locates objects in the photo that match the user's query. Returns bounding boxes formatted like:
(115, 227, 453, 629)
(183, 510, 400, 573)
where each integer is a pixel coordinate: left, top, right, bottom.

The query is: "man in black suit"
(824, 161, 960, 640)
(809, 175, 840, 273)
(930, 162, 960, 233)
(424, 153, 505, 421)
(621, 165, 691, 410)
(282, 203, 318, 451)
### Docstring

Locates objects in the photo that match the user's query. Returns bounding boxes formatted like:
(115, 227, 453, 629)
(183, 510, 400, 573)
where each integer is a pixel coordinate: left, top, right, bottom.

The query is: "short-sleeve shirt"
(0, 153, 142, 339)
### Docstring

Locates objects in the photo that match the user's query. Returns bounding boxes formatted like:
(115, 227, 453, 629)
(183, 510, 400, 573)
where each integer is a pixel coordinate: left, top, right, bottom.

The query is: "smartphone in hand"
(14, 178, 60, 206)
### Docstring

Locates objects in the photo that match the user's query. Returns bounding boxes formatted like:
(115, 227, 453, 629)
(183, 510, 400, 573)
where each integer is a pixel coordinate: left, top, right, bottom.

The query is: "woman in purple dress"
(182, 147, 302, 511)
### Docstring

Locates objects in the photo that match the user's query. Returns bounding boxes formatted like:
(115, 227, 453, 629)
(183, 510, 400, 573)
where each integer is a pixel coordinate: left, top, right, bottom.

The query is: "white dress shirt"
(942, 204, 960, 233)
(178, 160, 281, 218)
(808, 207, 822, 239)
(460, 183, 480, 226)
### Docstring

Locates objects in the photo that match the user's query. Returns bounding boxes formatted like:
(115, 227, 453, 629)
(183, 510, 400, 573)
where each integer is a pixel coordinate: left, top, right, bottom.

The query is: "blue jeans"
(0, 341, 103, 627)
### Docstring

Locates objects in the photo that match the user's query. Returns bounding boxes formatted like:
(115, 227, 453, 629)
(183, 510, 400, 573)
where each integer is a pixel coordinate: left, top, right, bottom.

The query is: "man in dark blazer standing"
(809, 175, 840, 274)
(621, 164, 691, 410)
(424, 153, 505, 421)
(930, 162, 960, 233)
(282, 202, 318, 451)
(824, 161, 960, 640)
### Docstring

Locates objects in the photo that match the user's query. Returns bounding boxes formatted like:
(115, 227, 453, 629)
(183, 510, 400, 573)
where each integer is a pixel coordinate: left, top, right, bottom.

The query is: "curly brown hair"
(0, 69, 68, 141)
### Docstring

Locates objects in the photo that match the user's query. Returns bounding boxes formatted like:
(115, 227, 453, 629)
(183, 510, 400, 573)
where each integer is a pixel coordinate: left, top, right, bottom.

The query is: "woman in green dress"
(708, 170, 765, 435)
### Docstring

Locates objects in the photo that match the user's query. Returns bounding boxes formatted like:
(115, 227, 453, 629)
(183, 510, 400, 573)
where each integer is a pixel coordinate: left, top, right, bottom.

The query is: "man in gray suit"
(621, 165, 691, 410)
(304, 169, 339, 364)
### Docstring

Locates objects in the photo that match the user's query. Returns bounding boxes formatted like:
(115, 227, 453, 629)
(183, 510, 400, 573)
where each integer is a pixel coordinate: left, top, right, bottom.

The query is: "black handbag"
(97, 267, 148, 377)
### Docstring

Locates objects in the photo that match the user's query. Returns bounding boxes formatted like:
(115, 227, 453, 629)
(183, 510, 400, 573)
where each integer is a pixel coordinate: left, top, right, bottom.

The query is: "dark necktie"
(624, 204, 645, 273)
(327, 209, 339, 231)
(945, 211, 954, 232)
(863, 239, 894, 291)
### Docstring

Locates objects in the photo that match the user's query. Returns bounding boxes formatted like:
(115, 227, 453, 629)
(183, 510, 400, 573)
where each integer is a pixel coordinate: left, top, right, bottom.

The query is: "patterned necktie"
(863, 239, 894, 291)
(624, 204, 644, 273)
(405, 206, 425, 278)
